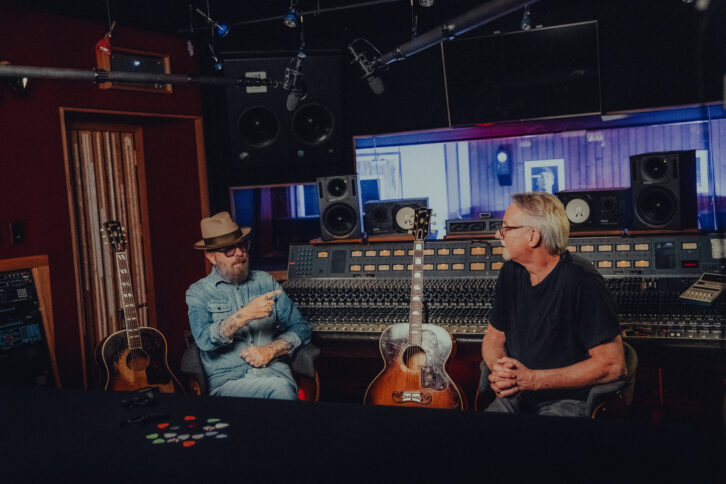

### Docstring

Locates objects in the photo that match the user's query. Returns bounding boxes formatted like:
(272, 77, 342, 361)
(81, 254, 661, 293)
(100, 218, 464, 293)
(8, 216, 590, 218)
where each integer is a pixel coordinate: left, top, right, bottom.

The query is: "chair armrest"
(478, 361, 492, 395)
(290, 343, 320, 379)
(180, 342, 208, 395)
(584, 378, 626, 413)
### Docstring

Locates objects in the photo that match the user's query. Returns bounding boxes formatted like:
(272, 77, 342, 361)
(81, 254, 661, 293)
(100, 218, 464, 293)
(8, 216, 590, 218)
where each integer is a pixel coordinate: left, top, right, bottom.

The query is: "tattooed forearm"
(265, 339, 293, 358)
(219, 310, 249, 339)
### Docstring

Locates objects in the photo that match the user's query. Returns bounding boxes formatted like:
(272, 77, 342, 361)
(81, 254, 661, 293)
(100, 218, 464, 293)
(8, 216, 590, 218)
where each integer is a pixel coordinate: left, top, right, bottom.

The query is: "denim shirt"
(186, 268, 312, 392)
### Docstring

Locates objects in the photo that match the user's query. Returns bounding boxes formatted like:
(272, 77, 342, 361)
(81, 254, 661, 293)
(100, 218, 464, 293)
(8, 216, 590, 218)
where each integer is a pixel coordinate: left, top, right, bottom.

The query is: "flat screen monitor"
(443, 21, 601, 126)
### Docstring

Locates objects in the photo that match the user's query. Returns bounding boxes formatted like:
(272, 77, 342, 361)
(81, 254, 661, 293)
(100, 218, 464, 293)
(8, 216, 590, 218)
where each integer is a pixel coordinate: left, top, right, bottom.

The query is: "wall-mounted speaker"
(446, 218, 503, 235)
(363, 199, 428, 236)
(556, 188, 632, 230)
(223, 55, 350, 186)
(630, 150, 697, 229)
(317, 175, 362, 240)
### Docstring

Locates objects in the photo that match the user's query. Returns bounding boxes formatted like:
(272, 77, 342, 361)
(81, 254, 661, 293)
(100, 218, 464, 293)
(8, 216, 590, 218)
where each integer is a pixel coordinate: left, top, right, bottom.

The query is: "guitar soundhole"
(126, 349, 150, 372)
(402, 346, 427, 371)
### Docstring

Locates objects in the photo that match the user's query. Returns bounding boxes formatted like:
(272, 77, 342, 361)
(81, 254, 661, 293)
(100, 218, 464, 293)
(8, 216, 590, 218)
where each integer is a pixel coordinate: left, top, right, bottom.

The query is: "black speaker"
(446, 218, 503, 235)
(630, 150, 697, 229)
(317, 175, 362, 240)
(224, 55, 349, 186)
(556, 188, 632, 230)
(363, 198, 428, 236)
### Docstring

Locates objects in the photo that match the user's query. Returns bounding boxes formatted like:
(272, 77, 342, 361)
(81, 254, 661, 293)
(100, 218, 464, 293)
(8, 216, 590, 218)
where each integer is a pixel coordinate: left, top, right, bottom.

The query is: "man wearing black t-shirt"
(481, 192, 626, 417)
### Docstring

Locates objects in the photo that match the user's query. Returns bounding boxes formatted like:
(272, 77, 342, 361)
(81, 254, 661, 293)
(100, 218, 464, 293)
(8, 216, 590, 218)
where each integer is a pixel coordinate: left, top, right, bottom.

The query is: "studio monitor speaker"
(556, 188, 632, 230)
(224, 55, 349, 186)
(630, 150, 697, 229)
(317, 175, 362, 240)
(363, 199, 428, 236)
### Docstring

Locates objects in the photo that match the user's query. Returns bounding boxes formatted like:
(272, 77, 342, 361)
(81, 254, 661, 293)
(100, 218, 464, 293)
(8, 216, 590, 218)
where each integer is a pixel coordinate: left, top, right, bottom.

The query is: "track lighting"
(520, 5, 532, 30)
(208, 44, 224, 71)
(195, 8, 230, 37)
(283, 2, 300, 28)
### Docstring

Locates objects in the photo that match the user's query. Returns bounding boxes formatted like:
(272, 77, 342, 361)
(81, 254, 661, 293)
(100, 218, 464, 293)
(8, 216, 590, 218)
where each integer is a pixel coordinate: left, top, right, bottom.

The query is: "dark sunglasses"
(213, 239, 252, 257)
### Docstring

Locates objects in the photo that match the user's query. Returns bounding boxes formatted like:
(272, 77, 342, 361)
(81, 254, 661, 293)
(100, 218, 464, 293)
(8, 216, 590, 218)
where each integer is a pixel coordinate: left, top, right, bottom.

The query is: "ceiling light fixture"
(195, 8, 230, 37)
(284, 1, 300, 28)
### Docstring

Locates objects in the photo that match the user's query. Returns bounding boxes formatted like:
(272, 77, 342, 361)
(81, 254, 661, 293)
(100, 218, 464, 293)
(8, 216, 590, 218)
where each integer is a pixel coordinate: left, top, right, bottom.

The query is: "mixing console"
(283, 234, 726, 346)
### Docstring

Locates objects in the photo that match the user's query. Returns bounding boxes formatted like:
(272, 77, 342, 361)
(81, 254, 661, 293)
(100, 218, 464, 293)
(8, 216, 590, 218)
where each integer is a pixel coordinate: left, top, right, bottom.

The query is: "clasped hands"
(240, 345, 274, 368)
(488, 357, 536, 398)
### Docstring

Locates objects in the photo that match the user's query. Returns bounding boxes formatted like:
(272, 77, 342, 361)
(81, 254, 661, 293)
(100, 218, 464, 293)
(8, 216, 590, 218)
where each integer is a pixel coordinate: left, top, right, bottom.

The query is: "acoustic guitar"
(96, 221, 183, 393)
(364, 209, 463, 409)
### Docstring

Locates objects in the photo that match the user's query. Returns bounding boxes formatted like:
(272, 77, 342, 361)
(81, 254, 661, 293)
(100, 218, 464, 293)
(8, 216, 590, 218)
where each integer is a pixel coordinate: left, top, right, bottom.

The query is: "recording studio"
(1, 0, 725, 481)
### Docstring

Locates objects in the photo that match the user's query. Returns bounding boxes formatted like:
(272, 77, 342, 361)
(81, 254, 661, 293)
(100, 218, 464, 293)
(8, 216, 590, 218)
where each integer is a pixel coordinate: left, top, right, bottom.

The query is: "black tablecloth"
(1, 385, 723, 483)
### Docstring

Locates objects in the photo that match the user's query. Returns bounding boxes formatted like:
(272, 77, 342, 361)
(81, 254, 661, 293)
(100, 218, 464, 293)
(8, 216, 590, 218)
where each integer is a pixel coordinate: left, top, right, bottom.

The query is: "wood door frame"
(59, 107, 209, 388)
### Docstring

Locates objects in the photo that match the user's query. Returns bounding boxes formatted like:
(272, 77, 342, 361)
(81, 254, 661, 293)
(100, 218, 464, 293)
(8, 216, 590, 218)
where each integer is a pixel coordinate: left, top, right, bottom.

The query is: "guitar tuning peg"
(408, 229, 412, 235)
(431, 212, 437, 218)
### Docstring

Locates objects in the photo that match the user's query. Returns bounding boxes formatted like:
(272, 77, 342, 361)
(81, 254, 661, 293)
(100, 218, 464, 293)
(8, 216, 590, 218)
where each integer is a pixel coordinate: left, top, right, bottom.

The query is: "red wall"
(0, 7, 207, 387)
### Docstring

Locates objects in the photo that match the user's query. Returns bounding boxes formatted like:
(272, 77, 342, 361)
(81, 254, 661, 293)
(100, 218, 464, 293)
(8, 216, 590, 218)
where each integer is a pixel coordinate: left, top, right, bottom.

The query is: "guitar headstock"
(411, 208, 432, 241)
(101, 221, 127, 253)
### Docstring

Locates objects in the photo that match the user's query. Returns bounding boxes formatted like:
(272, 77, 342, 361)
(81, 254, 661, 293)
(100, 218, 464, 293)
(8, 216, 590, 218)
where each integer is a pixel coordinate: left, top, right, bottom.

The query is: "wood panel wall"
(469, 119, 725, 229)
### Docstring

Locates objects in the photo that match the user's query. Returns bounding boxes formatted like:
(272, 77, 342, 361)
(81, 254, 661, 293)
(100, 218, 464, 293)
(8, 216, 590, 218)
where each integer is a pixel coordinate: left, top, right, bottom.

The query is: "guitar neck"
(409, 240, 425, 346)
(115, 252, 142, 350)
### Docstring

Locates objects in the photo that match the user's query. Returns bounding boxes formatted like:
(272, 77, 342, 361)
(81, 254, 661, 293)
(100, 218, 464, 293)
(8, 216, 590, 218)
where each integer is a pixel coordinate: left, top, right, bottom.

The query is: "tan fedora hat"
(193, 211, 251, 250)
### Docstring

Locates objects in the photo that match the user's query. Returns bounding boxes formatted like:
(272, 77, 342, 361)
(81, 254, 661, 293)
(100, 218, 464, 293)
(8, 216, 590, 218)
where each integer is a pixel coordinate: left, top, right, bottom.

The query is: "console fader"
(283, 234, 726, 346)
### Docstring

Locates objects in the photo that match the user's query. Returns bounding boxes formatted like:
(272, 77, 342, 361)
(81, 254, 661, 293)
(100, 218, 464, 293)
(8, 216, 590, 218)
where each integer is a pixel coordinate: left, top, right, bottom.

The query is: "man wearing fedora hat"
(186, 211, 311, 399)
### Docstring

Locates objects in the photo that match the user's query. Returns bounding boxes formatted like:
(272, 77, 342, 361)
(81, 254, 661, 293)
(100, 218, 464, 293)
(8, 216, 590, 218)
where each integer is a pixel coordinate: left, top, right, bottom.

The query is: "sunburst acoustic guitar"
(364, 208, 463, 409)
(96, 221, 183, 393)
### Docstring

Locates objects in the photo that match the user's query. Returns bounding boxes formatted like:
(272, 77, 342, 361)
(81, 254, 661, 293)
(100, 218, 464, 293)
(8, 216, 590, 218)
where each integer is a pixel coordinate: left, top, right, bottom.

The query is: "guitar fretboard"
(409, 241, 424, 346)
(115, 252, 141, 350)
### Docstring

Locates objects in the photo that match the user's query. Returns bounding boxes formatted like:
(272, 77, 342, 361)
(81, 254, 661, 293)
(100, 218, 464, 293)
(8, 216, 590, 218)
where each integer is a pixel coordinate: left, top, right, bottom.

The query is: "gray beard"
(218, 261, 250, 285)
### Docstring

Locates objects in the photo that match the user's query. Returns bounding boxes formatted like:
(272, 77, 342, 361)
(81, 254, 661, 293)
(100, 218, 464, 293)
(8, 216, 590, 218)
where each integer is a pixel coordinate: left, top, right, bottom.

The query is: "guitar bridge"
(392, 391, 432, 405)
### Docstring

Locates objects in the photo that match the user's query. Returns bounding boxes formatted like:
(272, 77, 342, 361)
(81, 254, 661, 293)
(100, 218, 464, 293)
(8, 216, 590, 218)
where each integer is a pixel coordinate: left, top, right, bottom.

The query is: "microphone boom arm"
(0, 64, 280, 88)
(377, 0, 540, 66)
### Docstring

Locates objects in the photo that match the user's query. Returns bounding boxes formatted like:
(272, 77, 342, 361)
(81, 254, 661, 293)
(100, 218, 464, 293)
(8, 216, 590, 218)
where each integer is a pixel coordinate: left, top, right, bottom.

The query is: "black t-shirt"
(490, 251, 620, 372)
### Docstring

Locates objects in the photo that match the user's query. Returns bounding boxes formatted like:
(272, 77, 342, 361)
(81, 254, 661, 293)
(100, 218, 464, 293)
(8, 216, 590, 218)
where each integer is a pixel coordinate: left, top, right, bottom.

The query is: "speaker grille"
(237, 106, 279, 149)
(293, 103, 334, 145)
(323, 204, 358, 237)
(635, 187, 677, 227)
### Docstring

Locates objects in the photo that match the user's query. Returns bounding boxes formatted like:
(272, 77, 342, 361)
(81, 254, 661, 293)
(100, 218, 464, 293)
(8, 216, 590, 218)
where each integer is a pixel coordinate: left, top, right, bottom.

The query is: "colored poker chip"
(157, 423, 170, 429)
(215, 422, 229, 429)
(178, 434, 190, 440)
(167, 438, 180, 444)
(206, 418, 220, 423)
(192, 433, 205, 440)
(152, 439, 165, 444)
(145, 433, 159, 440)
(203, 425, 216, 431)
(184, 416, 196, 421)
(183, 441, 196, 448)
(215, 434, 228, 439)
(163, 432, 177, 438)
(205, 431, 218, 437)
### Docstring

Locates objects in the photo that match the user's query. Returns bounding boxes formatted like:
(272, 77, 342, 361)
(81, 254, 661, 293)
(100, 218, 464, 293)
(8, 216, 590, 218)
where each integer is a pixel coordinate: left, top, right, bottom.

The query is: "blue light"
(283, 9, 299, 28)
(216, 23, 229, 37)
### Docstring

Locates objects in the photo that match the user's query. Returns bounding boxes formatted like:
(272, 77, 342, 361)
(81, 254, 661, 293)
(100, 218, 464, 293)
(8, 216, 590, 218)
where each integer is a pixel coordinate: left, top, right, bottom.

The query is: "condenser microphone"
(282, 56, 307, 111)
(347, 43, 384, 95)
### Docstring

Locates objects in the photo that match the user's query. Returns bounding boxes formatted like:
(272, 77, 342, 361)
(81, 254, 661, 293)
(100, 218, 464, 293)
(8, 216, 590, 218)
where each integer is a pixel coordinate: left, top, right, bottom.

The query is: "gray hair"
(511, 192, 570, 255)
